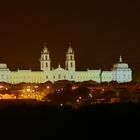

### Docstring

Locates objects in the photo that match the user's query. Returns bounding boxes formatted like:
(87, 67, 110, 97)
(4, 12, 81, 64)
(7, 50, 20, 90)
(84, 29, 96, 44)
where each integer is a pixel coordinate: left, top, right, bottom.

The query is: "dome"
(42, 43, 49, 54)
(113, 56, 129, 69)
(0, 63, 7, 69)
(43, 47, 49, 53)
(67, 43, 74, 54)
(113, 63, 129, 69)
(67, 47, 74, 54)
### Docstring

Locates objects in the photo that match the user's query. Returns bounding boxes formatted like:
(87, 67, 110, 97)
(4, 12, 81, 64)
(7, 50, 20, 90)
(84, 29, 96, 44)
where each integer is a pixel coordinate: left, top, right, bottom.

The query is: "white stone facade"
(0, 45, 132, 84)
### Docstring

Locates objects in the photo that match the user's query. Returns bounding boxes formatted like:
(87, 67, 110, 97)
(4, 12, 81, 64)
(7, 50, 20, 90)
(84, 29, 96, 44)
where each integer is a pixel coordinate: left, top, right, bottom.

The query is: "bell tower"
(40, 43, 51, 71)
(65, 43, 75, 71)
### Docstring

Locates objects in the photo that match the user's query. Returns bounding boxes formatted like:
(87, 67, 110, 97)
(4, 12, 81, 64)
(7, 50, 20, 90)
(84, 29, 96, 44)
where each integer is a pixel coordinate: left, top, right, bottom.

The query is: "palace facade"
(0, 44, 132, 84)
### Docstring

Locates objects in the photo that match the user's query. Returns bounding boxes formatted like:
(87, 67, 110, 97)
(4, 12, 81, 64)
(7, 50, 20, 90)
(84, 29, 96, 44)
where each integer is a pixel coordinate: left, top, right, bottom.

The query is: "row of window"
(77, 76, 100, 79)
(41, 62, 49, 68)
(66, 62, 74, 67)
(67, 55, 74, 60)
(42, 62, 74, 69)
(46, 75, 73, 79)
(41, 55, 49, 60)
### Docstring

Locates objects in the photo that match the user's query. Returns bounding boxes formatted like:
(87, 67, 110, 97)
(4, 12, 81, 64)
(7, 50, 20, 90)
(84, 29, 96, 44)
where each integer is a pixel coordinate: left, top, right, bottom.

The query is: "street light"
(79, 97, 82, 100)
(27, 88, 30, 92)
(89, 94, 92, 98)
(34, 86, 38, 88)
(0, 85, 3, 88)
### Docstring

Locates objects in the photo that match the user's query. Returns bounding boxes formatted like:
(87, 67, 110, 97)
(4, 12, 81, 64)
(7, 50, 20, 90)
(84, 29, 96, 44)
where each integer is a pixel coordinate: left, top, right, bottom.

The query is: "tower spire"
(119, 55, 122, 63)
(44, 42, 47, 48)
(68, 42, 71, 47)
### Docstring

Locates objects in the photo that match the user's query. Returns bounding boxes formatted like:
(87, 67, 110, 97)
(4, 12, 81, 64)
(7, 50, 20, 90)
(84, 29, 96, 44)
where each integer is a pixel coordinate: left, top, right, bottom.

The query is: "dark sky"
(0, 0, 140, 72)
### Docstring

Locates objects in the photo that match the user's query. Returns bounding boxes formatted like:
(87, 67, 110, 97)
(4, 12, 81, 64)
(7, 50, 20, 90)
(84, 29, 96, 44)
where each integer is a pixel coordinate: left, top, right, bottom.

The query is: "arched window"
(59, 74, 61, 79)
(46, 62, 48, 67)
(70, 55, 73, 60)
(71, 62, 73, 67)
(46, 75, 48, 79)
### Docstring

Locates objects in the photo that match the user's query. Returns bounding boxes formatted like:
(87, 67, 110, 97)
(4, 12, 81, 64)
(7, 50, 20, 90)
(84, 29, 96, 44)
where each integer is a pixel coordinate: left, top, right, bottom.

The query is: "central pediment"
(53, 65, 67, 72)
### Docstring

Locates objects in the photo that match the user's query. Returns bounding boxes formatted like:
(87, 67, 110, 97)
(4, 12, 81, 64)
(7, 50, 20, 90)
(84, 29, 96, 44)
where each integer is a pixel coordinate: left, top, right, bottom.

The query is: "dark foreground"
(0, 101, 140, 138)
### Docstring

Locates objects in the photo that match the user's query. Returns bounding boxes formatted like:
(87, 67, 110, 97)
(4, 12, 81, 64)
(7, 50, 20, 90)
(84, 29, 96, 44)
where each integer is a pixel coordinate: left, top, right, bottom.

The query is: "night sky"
(0, 0, 140, 73)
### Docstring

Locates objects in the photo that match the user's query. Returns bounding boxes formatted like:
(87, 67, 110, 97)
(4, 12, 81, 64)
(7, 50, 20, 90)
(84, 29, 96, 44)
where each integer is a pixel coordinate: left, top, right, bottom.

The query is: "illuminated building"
(0, 44, 132, 83)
